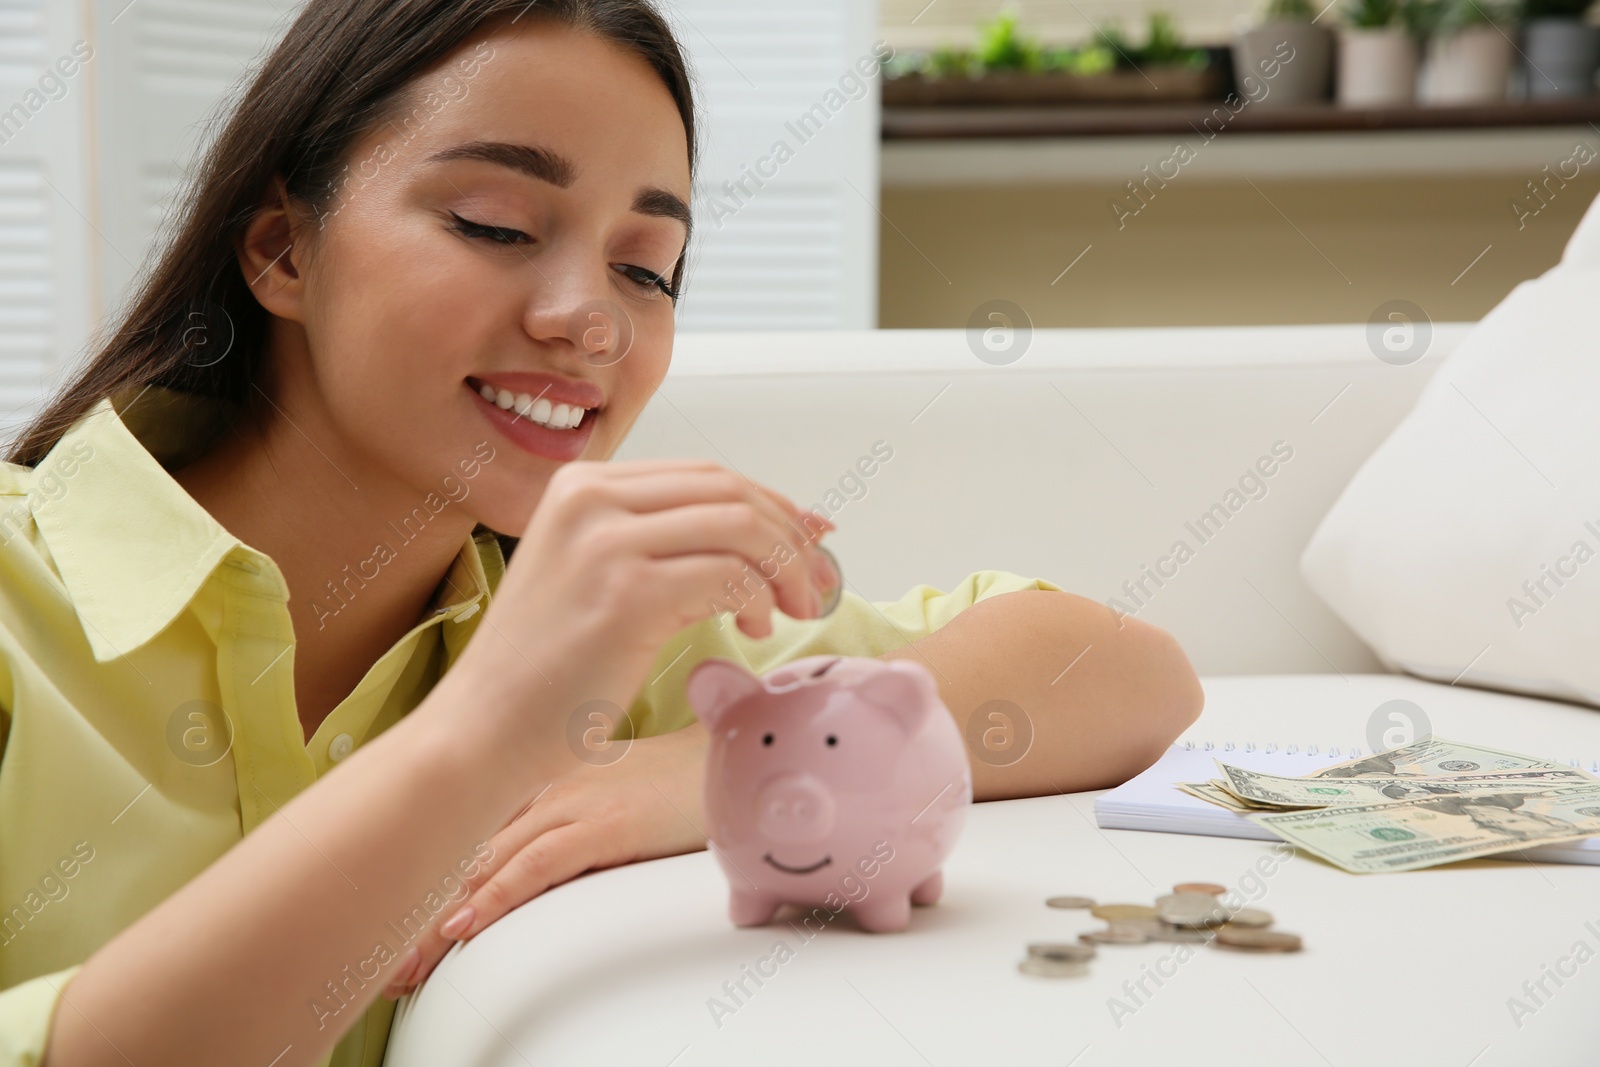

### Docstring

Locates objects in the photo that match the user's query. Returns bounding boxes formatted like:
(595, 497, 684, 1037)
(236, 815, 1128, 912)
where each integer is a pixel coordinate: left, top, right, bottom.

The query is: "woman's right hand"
(453, 458, 836, 737)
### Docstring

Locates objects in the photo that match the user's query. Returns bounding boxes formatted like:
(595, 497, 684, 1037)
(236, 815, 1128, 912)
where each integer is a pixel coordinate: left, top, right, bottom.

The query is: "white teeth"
(476, 380, 591, 430)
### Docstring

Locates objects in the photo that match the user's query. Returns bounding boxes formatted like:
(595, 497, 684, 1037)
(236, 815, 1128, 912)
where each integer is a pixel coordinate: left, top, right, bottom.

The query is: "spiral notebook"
(1093, 740, 1600, 867)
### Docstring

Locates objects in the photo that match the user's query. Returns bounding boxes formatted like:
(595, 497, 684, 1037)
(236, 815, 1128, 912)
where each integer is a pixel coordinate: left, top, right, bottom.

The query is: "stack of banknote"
(1181, 736, 1600, 873)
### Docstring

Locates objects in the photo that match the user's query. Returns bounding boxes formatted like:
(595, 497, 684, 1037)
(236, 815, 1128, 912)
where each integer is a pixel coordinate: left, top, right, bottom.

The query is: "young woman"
(0, 2, 1202, 1063)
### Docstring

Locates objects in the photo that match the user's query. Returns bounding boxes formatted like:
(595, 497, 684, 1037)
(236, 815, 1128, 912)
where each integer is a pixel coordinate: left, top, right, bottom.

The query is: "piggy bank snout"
(755, 773, 836, 843)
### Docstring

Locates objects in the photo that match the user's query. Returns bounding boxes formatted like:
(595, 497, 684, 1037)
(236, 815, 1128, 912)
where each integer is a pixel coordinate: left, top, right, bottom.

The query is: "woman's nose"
(566, 298, 634, 368)
(522, 269, 635, 368)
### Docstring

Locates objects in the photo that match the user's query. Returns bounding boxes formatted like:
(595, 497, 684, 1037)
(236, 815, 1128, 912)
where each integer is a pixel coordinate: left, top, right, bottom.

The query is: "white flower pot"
(1232, 20, 1334, 106)
(1421, 25, 1514, 104)
(1524, 17, 1600, 99)
(1337, 26, 1419, 107)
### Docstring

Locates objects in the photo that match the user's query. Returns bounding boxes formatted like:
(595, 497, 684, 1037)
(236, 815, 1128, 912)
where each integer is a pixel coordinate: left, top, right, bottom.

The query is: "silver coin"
(1227, 907, 1273, 928)
(1155, 892, 1230, 928)
(1214, 926, 1302, 952)
(1045, 895, 1096, 910)
(1019, 957, 1088, 978)
(1079, 925, 1148, 945)
(1027, 941, 1096, 962)
(814, 545, 842, 616)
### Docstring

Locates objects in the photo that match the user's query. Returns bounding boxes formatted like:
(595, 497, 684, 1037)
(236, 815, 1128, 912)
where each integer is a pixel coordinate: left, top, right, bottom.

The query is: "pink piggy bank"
(686, 653, 972, 933)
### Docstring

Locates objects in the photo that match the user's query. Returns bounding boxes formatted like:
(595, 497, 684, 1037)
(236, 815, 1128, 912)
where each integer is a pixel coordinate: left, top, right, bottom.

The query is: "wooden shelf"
(882, 96, 1600, 140)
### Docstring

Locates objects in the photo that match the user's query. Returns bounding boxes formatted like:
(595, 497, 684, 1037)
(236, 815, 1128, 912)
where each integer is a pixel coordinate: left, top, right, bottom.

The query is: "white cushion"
(1301, 190, 1600, 707)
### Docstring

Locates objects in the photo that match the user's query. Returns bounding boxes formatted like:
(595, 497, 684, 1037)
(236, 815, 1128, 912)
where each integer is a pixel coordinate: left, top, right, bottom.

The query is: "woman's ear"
(236, 173, 310, 320)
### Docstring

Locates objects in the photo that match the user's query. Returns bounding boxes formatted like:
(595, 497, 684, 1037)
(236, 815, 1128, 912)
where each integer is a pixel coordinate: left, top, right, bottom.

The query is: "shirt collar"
(31, 383, 500, 663)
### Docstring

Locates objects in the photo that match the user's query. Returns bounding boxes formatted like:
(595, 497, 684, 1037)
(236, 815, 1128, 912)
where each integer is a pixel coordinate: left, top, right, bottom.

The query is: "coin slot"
(810, 657, 841, 678)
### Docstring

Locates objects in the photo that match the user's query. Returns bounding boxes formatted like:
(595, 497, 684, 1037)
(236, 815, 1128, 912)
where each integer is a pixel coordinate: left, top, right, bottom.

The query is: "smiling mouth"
(466, 377, 600, 431)
(763, 853, 832, 875)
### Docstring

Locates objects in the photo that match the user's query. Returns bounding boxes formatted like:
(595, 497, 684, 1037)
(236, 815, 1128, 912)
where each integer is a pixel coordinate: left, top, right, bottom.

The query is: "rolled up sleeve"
(0, 964, 82, 1067)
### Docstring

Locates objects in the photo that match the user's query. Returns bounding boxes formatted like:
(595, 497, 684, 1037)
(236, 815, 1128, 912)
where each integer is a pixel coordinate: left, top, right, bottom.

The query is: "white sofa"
(384, 326, 1600, 1066)
(618, 324, 1466, 677)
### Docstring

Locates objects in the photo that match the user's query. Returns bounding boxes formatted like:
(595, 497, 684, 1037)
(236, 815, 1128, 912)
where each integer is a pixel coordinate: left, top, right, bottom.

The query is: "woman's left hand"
(384, 719, 710, 997)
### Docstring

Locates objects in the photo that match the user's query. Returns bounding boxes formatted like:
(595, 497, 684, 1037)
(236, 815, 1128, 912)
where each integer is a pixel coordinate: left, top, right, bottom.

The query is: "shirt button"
(329, 733, 355, 762)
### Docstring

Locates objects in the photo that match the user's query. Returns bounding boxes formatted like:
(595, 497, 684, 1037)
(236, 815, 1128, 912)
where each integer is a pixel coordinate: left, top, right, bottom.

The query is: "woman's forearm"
(44, 671, 561, 1067)
(879, 589, 1203, 800)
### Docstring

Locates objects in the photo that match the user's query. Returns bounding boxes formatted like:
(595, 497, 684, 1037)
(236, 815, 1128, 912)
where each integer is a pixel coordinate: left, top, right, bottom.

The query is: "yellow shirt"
(0, 384, 1060, 1067)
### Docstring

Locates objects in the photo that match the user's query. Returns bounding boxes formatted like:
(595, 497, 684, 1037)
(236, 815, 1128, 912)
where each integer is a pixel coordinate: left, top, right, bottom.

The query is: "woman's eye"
(614, 263, 678, 302)
(449, 212, 675, 301)
(448, 212, 531, 246)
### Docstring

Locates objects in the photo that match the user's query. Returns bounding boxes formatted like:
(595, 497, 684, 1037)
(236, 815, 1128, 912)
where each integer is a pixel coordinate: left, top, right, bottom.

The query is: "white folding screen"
(0, 0, 96, 441)
(92, 0, 291, 327)
(0, 0, 880, 439)
(661, 0, 880, 329)
(0, 0, 289, 445)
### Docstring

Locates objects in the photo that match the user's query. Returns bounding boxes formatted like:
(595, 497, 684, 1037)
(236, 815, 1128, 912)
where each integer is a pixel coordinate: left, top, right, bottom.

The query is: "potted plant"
(1521, 0, 1598, 97)
(1418, 0, 1517, 102)
(882, 11, 1224, 106)
(1338, 0, 1421, 105)
(1232, 0, 1336, 106)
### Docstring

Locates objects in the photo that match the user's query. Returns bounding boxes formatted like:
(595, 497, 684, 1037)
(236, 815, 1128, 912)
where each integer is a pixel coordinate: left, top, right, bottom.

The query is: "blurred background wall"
(3, 0, 1597, 442)
(875, 0, 1600, 329)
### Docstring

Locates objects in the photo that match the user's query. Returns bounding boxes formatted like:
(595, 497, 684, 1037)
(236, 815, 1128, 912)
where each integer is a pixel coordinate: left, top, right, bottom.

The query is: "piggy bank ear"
(854, 660, 939, 732)
(686, 657, 762, 731)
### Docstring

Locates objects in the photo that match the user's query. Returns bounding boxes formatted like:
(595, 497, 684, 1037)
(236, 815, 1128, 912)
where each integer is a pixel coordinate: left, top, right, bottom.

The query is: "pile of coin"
(1019, 882, 1302, 977)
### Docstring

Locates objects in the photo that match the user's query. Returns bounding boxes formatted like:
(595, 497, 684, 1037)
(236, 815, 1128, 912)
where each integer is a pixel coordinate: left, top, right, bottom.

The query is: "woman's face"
(274, 19, 689, 537)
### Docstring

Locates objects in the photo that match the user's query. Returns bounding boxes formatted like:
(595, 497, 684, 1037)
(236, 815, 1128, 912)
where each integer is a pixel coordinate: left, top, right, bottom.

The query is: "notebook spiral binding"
(1177, 738, 1600, 774)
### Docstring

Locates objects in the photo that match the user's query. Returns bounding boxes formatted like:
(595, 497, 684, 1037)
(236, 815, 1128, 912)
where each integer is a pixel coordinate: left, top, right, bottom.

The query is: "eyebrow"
(634, 186, 692, 242)
(428, 141, 576, 187)
(426, 140, 692, 241)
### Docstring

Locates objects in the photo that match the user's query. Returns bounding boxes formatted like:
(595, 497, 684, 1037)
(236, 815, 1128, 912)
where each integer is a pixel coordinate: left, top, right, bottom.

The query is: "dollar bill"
(1177, 781, 1258, 813)
(1216, 762, 1594, 810)
(1250, 783, 1600, 873)
(1308, 735, 1575, 780)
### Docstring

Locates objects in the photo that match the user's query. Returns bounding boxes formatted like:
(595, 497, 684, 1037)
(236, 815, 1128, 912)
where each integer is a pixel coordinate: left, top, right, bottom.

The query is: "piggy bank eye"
(826, 735, 837, 746)
(762, 733, 774, 746)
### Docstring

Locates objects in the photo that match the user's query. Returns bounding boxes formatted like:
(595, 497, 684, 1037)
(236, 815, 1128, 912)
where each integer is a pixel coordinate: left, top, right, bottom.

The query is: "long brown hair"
(5, 0, 697, 557)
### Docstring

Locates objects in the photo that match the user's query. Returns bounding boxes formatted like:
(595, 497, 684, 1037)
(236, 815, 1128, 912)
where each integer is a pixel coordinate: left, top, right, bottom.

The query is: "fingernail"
(440, 905, 476, 940)
(797, 508, 835, 535)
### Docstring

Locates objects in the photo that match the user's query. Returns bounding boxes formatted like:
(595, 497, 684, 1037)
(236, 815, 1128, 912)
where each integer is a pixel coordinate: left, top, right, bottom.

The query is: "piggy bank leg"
(852, 894, 912, 933)
(910, 870, 943, 906)
(729, 888, 781, 927)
